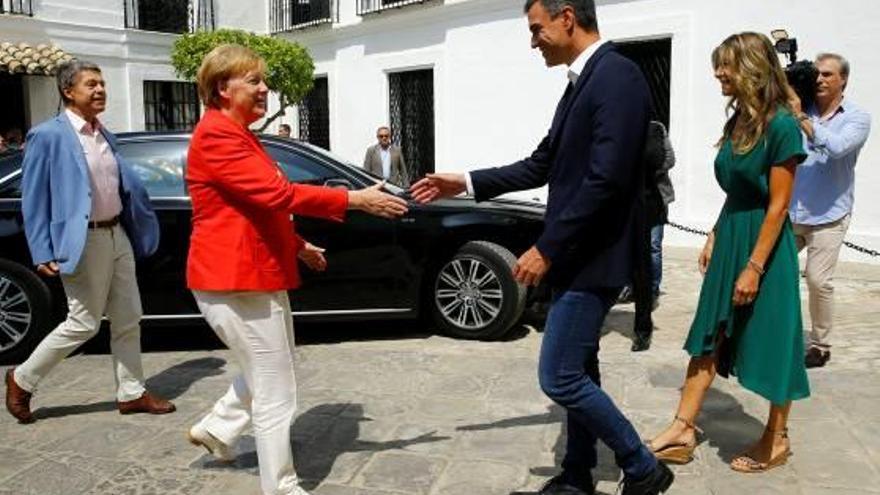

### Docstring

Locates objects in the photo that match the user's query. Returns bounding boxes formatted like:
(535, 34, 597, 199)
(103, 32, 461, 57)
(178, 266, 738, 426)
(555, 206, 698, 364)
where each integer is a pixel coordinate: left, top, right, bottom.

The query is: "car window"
(264, 144, 341, 186)
(117, 139, 188, 197)
(0, 152, 23, 198)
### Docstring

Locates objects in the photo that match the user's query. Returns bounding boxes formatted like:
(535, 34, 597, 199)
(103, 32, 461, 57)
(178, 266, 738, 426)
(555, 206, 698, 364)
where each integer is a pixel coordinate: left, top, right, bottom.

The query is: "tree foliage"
(171, 29, 314, 131)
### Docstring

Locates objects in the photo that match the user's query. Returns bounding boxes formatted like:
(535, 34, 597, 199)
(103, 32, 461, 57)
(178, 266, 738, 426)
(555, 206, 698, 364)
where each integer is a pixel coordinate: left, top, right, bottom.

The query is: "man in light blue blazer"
(4, 60, 175, 424)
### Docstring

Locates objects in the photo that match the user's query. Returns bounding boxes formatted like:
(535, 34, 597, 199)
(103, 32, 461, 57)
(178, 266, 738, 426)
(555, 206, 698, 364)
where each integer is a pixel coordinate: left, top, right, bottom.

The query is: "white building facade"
(0, 0, 266, 133)
(275, 0, 880, 263)
(1, 0, 877, 262)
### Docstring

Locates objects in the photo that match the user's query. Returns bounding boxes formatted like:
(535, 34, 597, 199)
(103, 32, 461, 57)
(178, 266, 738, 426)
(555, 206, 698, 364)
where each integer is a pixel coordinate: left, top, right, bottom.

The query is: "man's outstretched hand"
(409, 173, 467, 204)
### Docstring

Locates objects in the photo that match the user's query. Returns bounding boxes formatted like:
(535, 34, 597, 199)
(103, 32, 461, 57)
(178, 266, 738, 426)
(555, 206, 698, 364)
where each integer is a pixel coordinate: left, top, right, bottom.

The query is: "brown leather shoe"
(5, 368, 35, 424)
(117, 391, 176, 415)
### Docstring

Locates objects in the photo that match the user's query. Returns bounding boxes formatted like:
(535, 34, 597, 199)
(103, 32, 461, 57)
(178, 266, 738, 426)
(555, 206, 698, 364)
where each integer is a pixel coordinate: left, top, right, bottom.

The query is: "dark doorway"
(617, 38, 672, 129)
(136, 0, 189, 33)
(143, 81, 201, 131)
(389, 69, 434, 180)
(299, 77, 330, 151)
(0, 74, 26, 139)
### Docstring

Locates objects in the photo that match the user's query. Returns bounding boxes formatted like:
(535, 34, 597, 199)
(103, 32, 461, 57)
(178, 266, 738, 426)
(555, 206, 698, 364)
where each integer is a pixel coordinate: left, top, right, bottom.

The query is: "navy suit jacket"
(21, 113, 160, 274)
(471, 42, 651, 291)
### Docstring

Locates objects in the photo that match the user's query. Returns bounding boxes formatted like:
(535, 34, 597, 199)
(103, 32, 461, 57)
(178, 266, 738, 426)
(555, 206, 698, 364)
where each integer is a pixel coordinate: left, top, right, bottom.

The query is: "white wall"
(280, 0, 880, 263)
(1, 0, 267, 132)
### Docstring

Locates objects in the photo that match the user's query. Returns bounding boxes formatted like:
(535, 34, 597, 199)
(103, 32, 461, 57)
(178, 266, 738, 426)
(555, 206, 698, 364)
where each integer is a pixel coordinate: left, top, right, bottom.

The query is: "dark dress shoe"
(5, 368, 35, 424)
(538, 475, 594, 495)
(118, 391, 176, 415)
(805, 347, 830, 368)
(631, 333, 652, 352)
(621, 462, 674, 495)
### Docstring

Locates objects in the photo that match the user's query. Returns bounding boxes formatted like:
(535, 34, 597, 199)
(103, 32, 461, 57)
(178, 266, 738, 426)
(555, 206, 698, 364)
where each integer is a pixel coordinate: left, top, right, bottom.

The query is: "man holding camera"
(790, 53, 872, 368)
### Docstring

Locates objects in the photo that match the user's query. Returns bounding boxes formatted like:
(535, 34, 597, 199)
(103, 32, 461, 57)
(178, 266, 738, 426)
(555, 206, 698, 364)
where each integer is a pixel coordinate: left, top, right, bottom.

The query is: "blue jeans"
(539, 289, 657, 482)
(650, 224, 664, 296)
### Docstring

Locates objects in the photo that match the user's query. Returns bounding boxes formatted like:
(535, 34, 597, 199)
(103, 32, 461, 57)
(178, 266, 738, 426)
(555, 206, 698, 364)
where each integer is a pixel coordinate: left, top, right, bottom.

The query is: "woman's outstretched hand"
(348, 182, 409, 219)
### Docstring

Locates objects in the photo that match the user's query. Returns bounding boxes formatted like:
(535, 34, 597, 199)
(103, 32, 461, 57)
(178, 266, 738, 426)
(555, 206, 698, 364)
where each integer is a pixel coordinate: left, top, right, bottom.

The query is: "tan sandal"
(647, 415, 702, 465)
(730, 428, 792, 473)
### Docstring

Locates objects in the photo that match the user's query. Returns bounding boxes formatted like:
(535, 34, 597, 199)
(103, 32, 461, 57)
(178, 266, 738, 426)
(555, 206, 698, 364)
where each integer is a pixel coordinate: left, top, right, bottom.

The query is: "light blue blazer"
(21, 113, 159, 274)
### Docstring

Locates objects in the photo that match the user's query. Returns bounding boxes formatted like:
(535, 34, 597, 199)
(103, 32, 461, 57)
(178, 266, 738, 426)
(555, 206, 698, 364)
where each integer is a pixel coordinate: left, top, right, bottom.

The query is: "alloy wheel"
(434, 256, 504, 330)
(0, 275, 32, 353)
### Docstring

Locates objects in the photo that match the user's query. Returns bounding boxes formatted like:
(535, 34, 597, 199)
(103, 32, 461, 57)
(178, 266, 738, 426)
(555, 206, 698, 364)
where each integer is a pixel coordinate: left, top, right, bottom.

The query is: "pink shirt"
(66, 109, 123, 222)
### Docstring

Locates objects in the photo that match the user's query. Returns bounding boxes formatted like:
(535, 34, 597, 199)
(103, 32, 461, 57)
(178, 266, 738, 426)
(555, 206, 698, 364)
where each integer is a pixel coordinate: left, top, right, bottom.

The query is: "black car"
(0, 133, 546, 362)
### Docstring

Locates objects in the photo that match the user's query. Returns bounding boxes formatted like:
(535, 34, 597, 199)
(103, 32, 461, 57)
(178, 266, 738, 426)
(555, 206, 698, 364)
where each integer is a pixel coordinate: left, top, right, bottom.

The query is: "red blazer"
(186, 109, 348, 291)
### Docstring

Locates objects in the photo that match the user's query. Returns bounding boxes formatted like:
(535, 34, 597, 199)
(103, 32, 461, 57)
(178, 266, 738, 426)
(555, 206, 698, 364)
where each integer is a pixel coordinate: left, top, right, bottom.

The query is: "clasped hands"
(410, 174, 550, 287)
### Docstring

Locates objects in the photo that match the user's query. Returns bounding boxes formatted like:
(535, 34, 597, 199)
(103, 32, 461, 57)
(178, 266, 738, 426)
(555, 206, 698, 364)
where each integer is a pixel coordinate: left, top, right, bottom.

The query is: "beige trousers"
(793, 214, 851, 350)
(15, 224, 146, 401)
(192, 290, 301, 495)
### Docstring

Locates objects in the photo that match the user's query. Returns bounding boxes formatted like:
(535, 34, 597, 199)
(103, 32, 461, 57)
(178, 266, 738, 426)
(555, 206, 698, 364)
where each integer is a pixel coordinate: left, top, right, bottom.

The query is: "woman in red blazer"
(184, 44, 407, 495)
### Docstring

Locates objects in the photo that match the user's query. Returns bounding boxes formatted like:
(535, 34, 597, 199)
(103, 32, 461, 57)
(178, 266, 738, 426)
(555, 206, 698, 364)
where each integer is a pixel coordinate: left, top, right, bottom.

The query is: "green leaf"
(170, 29, 315, 129)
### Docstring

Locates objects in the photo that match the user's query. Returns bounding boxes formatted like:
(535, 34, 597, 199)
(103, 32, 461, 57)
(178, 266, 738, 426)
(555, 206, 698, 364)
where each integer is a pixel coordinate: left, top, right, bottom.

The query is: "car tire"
(430, 241, 526, 340)
(0, 259, 53, 364)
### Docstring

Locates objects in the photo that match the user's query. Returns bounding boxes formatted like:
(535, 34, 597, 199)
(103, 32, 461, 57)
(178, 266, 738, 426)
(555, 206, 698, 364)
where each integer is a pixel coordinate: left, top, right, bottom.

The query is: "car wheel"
(430, 241, 526, 340)
(0, 259, 53, 364)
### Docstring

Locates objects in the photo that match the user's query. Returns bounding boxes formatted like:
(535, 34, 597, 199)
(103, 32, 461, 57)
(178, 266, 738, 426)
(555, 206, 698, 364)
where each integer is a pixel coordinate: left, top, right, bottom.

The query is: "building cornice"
(0, 14, 179, 65)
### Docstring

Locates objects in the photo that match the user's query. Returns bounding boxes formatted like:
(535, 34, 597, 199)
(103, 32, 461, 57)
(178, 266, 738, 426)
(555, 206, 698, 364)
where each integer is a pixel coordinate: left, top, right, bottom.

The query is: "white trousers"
(793, 214, 851, 350)
(192, 290, 301, 495)
(15, 225, 146, 401)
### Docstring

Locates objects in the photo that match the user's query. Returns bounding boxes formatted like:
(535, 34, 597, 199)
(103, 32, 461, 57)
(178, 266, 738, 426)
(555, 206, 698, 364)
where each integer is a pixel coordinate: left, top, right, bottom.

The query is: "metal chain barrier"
(666, 220, 879, 258)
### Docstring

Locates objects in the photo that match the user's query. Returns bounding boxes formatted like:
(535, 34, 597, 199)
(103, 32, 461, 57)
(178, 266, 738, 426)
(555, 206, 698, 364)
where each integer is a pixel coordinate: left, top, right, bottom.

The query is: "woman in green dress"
(647, 32, 810, 473)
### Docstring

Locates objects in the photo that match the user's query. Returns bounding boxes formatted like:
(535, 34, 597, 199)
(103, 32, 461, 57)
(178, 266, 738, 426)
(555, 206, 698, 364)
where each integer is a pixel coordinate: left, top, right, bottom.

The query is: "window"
(617, 38, 672, 129)
(389, 69, 434, 178)
(270, 0, 337, 32)
(0, 152, 23, 198)
(264, 145, 340, 186)
(298, 77, 330, 151)
(124, 0, 215, 33)
(117, 140, 188, 198)
(143, 81, 201, 132)
(357, 0, 431, 15)
(0, 0, 34, 16)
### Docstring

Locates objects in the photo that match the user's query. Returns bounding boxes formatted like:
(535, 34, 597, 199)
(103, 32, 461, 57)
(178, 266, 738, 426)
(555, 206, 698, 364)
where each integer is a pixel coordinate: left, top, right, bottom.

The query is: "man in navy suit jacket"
(412, 2, 673, 494)
(5, 60, 174, 424)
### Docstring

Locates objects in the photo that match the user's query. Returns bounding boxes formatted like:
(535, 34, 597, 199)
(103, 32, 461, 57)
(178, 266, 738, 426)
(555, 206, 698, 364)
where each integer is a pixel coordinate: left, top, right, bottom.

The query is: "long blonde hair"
(712, 32, 793, 153)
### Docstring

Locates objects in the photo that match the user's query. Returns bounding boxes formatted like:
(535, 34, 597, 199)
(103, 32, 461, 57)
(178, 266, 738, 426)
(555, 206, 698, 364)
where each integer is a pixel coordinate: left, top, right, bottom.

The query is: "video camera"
(771, 30, 818, 109)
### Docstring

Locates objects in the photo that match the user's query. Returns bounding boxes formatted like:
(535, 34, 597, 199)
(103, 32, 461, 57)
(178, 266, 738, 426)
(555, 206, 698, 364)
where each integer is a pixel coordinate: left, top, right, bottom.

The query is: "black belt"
(88, 216, 120, 229)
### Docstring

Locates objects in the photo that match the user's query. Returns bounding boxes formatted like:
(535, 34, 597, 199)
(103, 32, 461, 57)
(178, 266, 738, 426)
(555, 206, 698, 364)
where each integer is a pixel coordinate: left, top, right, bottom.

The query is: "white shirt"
(66, 109, 122, 221)
(380, 146, 392, 180)
(465, 39, 607, 194)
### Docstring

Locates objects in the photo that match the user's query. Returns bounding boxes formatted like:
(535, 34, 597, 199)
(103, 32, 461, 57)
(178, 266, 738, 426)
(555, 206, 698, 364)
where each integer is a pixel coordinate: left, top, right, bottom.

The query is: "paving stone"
(355, 452, 446, 494)
(39, 420, 162, 458)
(0, 447, 41, 482)
(2, 453, 131, 495)
(433, 460, 527, 495)
(91, 465, 213, 494)
(1, 249, 877, 494)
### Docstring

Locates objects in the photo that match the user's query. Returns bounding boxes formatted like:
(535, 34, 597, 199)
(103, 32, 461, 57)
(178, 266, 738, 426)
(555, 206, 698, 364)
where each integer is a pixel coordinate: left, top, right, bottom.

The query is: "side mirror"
(323, 178, 353, 190)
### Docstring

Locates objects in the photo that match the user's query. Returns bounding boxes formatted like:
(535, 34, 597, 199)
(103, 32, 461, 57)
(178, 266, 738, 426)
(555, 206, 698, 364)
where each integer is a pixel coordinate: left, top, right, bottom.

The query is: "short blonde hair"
(196, 44, 266, 109)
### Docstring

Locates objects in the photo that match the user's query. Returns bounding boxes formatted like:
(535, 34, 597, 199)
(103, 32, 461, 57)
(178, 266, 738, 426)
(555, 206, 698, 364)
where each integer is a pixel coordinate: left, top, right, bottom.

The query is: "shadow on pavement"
(32, 357, 226, 420)
(145, 356, 227, 400)
(193, 403, 451, 489)
(646, 363, 766, 463)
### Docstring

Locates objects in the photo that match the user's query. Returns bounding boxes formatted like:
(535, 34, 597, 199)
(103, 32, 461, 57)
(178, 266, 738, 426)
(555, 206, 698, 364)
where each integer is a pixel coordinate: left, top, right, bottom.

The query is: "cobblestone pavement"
(1, 247, 879, 495)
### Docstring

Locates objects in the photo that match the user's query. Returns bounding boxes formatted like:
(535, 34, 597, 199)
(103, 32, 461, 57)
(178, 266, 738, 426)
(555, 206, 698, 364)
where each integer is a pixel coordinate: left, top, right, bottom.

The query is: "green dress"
(684, 109, 810, 405)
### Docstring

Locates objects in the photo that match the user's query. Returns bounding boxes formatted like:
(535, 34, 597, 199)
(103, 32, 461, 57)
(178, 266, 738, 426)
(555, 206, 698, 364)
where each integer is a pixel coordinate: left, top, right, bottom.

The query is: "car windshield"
(0, 150, 23, 180)
(292, 140, 406, 194)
